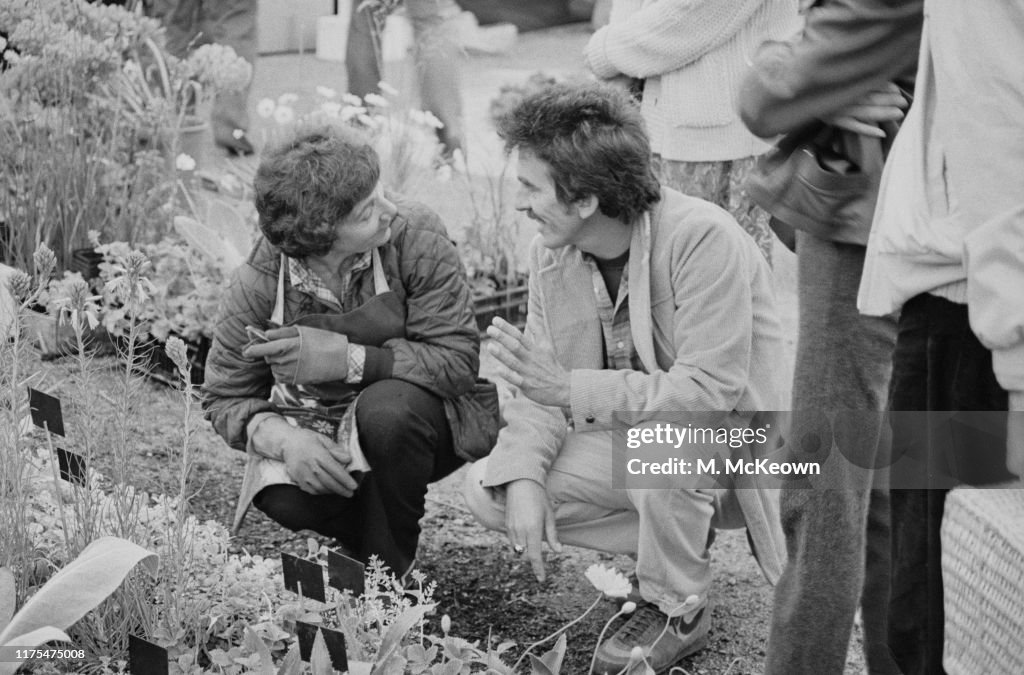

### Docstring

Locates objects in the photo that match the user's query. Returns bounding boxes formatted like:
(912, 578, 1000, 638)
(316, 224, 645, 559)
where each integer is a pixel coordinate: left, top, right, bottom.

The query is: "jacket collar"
(536, 197, 662, 371)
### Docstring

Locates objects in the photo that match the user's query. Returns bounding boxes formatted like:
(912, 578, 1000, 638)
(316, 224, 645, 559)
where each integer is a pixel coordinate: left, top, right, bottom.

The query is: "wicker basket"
(941, 485, 1024, 675)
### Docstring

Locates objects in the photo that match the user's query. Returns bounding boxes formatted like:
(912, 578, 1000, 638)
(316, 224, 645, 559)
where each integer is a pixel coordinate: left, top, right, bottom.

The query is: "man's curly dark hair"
(496, 82, 660, 225)
(253, 123, 380, 258)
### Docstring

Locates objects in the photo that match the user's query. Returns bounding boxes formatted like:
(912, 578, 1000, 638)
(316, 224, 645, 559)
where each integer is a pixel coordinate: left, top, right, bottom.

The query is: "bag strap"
(271, 254, 286, 325)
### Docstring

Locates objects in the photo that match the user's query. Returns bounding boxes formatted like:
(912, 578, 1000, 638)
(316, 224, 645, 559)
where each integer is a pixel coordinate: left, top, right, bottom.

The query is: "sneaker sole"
(654, 634, 708, 675)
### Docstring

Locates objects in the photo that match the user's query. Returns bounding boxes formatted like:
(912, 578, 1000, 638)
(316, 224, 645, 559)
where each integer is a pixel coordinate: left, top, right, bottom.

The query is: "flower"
(316, 85, 337, 99)
(8, 271, 33, 302)
(363, 92, 389, 108)
(273, 105, 295, 126)
(342, 93, 363, 106)
(621, 601, 637, 615)
(256, 97, 276, 118)
(33, 245, 57, 279)
(378, 81, 399, 96)
(666, 594, 702, 619)
(440, 614, 451, 635)
(175, 153, 196, 172)
(320, 101, 342, 118)
(584, 564, 632, 598)
(164, 336, 191, 380)
(277, 92, 299, 105)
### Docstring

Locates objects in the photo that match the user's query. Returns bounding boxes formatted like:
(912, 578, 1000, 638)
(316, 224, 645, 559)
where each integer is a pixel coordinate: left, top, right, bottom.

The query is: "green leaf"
(0, 568, 14, 635)
(0, 537, 156, 646)
(528, 634, 566, 675)
(309, 629, 334, 675)
(371, 603, 435, 674)
(346, 662, 373, 675)
(0, 627, 72, 675)
(242, 627, 276, 675)
(276, 643, 302, 675)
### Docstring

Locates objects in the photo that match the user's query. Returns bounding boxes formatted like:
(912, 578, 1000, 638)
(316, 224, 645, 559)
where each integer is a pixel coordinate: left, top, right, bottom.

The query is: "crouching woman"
(202, 123, 488, 579)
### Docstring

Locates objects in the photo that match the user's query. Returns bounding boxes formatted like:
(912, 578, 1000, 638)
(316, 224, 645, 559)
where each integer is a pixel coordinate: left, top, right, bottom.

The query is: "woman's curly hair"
(495, 82, 660, 225)
(253, 123, 380, 258)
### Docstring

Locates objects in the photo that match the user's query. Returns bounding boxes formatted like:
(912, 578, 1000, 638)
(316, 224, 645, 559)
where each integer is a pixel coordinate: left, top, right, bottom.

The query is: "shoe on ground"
(593, 599, 711, 674)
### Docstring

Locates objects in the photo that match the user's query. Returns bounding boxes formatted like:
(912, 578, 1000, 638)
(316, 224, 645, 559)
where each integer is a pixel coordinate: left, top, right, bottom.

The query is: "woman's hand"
(280, 426, 358, 497)
(244, 325, 350, 384)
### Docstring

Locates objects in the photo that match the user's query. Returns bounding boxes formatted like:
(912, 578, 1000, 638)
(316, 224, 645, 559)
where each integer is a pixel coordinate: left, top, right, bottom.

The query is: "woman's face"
(331, 184, 398, 256)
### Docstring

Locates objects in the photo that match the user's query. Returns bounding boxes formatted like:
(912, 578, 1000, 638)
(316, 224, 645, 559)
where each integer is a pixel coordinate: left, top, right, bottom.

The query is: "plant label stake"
(281, 552, 326, 602)
(296, 622, 348, 671)
(55, 447, 87, 486)
(129, 635, 169, 675)
(28, 387, 65, 436)
(327, 549, 365, 596)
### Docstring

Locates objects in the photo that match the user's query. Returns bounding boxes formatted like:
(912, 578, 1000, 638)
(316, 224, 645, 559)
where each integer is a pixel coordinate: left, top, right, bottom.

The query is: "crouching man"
(463, 83, 786, 674)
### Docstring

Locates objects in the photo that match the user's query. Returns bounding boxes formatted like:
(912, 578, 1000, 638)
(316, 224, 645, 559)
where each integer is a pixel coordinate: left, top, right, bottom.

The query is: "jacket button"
(585, 415, 595, 423)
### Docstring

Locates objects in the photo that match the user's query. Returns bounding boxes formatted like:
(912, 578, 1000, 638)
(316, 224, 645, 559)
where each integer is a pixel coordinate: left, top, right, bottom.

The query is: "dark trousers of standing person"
(252, 379, 462, 578)
(150, 0, 257, 150)
(346, 0, 465, 156)
(765, 232, 900, 675)
(886, 293, 1010, 675)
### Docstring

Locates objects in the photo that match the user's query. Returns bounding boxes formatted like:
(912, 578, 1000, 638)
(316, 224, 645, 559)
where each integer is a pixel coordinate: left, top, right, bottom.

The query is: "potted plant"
(105, 38, 252, 169)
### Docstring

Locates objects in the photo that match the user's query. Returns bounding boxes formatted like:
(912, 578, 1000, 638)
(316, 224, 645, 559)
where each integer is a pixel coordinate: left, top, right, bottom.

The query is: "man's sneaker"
(593, 599, 711, 674)
(614, 571, 643, 609)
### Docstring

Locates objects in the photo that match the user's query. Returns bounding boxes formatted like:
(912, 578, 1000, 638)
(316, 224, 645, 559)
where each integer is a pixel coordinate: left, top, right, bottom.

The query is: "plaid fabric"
(583, 256, 645, 373)
(347, 344, 366, 383)
(287, 251, 372, 310)
(287, 254, 372, 383)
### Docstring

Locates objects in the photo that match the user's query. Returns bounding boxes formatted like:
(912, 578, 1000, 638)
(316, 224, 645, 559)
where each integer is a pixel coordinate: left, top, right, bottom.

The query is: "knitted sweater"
(584, 0, 801, 162)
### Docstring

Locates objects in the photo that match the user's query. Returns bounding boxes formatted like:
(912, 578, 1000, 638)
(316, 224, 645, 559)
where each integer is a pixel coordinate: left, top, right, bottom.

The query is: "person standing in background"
(583, 0, 801, 264)
(148, 0, 258, 156)
(346, 0, 465, 160)
(856, 1, 1024, 671)
(738, 1, 923, 672)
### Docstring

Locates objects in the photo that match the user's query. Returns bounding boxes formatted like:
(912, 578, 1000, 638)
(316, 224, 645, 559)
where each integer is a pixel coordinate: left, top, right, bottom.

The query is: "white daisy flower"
(364, 93, 389, 108)
(316, 85, 337, 99)
(584, 564, 632, 598)
(273, 105, 295, 125)
(256, 98, 276, 118)
(175, 153, 196, 172)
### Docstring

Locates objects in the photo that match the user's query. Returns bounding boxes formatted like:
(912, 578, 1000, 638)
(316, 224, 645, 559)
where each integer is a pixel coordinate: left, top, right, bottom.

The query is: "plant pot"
(163, 117, 212, 172)
(68, 247, 103, 280)
(472, 283, 529, 335)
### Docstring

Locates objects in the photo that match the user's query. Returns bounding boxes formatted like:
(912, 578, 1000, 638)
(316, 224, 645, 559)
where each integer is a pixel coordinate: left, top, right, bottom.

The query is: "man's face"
(514, 149, 588, 250)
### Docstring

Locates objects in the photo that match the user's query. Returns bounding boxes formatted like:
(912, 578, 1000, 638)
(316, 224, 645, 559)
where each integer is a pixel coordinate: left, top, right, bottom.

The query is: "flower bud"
(440, 614, 451, 635)
(621, 601, 637, 615)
